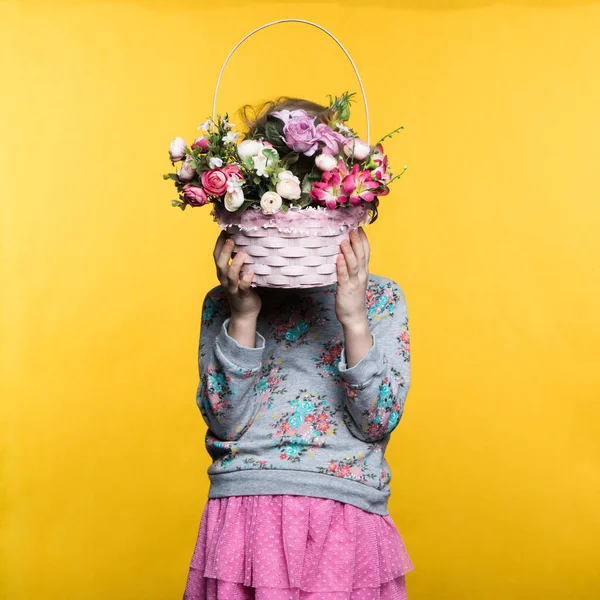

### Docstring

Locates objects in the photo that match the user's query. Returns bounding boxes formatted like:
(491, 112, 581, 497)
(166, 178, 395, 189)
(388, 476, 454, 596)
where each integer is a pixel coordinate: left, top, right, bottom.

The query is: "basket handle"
(212, 18, 370, 145)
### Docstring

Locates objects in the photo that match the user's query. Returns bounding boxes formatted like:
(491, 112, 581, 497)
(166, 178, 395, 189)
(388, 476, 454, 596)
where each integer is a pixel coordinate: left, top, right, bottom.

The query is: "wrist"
(228, 312, 259, 348)
(340, 312, 369, 333)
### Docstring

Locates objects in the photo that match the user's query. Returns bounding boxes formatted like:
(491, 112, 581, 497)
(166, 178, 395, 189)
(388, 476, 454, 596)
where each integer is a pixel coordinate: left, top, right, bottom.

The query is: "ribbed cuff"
(338, 334, 385, 387)
(214, 318, 265, 372)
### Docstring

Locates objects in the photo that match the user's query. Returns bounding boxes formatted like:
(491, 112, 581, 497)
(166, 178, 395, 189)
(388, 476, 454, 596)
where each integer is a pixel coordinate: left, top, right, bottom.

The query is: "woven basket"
(214, 204, 371, 288)
(212, 19, 372, 288)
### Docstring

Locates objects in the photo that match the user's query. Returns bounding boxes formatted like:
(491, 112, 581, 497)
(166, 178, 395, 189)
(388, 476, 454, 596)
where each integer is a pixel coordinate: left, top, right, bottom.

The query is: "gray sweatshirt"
(195, 274, 411, 515)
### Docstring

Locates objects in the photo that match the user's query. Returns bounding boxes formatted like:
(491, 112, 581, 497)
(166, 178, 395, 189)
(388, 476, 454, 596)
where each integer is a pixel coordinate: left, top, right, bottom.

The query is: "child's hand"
(335, 227, 370, 328)
(214, 231, 261, 320)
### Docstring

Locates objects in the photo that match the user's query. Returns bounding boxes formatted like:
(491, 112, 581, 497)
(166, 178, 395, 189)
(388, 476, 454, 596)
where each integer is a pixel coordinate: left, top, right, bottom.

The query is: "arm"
(196, 288, 266, 440)
(338, 282, 411, 442)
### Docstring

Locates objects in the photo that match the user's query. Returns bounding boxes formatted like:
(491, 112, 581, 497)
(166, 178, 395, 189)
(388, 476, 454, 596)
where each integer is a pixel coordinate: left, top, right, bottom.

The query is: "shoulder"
(201, 285, 230, 325)
(366, 274, 407, 320)
(367, 273, 406, 300)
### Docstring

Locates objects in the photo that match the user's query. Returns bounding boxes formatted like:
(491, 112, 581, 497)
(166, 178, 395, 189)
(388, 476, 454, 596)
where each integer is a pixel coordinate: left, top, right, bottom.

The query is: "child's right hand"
(213, 231, 261, 320)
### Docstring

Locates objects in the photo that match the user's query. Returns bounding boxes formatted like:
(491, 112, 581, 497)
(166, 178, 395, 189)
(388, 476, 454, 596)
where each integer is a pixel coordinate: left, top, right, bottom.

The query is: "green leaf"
(280, 151, 299, 169)
(262, 148, 279, 162)
(235, 200, 256, 216)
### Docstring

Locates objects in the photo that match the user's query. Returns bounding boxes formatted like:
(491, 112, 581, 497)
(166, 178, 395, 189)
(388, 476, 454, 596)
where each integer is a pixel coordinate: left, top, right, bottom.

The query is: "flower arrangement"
(163, 92, 406, 224)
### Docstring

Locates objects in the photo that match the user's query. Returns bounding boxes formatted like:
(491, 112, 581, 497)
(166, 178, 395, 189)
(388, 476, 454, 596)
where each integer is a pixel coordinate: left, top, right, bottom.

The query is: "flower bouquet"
(163, 91, 406, 287)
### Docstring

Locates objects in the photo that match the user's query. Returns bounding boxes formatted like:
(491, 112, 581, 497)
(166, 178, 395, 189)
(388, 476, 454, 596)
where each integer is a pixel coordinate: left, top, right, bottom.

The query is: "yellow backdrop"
(1, 1, 599, 598)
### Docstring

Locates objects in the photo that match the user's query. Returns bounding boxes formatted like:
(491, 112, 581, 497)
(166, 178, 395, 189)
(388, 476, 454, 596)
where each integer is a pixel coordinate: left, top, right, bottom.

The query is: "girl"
(183, 98, 414, 600)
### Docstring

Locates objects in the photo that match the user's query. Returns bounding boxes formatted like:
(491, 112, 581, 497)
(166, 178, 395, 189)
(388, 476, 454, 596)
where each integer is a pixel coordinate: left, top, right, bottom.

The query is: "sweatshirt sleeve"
(195, 287, 266, 441)
(338, 279, 411, 442)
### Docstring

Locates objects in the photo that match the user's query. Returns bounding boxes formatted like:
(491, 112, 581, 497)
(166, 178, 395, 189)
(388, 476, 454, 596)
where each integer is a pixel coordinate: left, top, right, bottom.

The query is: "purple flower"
(272, 109, 320, 157)
(315, 123, 348, 155)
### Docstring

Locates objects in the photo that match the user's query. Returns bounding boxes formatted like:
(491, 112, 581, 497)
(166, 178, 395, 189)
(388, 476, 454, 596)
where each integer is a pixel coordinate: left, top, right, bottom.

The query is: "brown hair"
(237, 96, 328, 138)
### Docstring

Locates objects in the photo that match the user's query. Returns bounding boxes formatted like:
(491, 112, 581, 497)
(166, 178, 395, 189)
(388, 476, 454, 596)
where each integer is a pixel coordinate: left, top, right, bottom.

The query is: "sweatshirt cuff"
(338, 334, 385, 387)
(214, 318, 266, 372)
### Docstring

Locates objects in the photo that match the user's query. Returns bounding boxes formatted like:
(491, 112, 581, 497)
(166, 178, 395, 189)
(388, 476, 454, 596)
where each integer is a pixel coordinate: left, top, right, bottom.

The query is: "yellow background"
(1, 1, 599, 598)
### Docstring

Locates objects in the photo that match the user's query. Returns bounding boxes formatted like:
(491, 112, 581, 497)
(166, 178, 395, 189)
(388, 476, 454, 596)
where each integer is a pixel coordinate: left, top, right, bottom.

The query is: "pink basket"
(213, 204, 371, 288)
(211, 19, 373, 288)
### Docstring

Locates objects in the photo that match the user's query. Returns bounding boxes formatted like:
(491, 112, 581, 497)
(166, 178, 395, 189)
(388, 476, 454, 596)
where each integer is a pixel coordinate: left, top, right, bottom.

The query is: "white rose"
(260, 191, 282, 214)
(237, 139, 262, 159)
(343, 138, 370, 161)
(276, 177, 301, 200)
(224, 187, 245, 212)
(169, 137, 187, 162)
(277, 170, 300, 183)
(315, 152, 338, 171)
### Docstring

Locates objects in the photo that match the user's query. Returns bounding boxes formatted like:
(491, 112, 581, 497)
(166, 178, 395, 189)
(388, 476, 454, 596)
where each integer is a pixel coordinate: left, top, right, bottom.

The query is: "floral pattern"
(268, 391, 342, 462)
(365, 280, 401, 321)
(311, 337, 343, 379)
(316, 452, 378, 485)
(197, 364, 233, 421)
(268, 296, 328, 348)
(201, 291, 230, 331)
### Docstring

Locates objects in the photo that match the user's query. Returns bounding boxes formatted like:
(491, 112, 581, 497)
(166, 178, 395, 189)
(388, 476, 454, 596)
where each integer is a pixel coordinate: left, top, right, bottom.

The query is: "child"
(183, 100, 414, 600)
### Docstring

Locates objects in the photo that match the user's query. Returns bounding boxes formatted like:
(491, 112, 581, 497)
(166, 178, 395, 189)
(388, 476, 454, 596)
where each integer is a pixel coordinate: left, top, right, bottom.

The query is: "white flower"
(208, 156, 223, 169)
(260, 191, 282, 214)
(226, 174, 244, 193)
(224, 187, 245, 211)
(222, 118, 236, 129)
(277, 170, 300, 183)
(252, 153, 268, 176)
(222, 130, 240, 144)
(197, 119, 213, 132)
(177, 158, 195, 181)
(276, 171, 301, 200)
(169, 137, 187, 162)
(315, 153, 338, 171)
(237, 139, 262, 159)
(336, 122, 352, 135)
(343, 138, 370, 161)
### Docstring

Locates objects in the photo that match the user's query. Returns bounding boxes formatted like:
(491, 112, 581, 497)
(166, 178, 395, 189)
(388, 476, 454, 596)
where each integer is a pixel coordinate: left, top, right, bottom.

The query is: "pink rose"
(315, 123, 347, 155)
(222, 163, 244, 182)
(191, 136, 210, 152)
(201, 168, 228, 196)
(182, 184, 207, 207)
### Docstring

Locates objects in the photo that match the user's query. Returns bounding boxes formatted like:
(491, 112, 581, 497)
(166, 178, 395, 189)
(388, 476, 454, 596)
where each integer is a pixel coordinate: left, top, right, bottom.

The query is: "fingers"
(227, 251, 246, 289)
(357, 227, 370, 266)
(336, 253, 350, 284)
(350, 229, 365, 266)
(238, 268, 255, 292)
(340, 238, 359, 277)
(213, 230, 228, 262)
(215, 237, 235, 284)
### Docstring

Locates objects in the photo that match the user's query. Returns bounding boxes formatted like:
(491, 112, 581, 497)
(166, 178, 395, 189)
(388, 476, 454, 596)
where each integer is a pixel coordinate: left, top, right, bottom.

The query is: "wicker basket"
(214, 204, 371, 288)
(212, 19, 373, 288)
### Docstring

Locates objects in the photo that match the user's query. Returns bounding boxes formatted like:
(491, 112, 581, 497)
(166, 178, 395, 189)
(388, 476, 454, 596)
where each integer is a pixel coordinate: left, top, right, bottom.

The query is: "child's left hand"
(335, 227, 370, 327)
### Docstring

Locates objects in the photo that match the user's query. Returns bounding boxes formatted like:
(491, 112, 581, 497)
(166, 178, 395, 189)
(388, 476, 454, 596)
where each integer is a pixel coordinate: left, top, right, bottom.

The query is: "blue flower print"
(387, 411, 399, 431)
(285, 444, 300, 457)
(298, 400, 315, 415)
(288, 413, 304, 428)
(285, 320, 309, 341)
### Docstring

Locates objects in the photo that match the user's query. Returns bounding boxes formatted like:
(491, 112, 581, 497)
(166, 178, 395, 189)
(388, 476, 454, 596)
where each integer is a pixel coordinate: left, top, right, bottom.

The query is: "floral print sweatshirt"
(195, 274, 411, 515)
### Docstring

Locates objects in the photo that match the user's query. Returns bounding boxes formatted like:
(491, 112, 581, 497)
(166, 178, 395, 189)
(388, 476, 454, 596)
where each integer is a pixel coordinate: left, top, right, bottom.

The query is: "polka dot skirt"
(182, 495, 414, 599)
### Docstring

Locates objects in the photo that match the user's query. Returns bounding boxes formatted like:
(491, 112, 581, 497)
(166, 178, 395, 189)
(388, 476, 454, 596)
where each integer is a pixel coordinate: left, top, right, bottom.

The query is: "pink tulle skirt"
(183, 494, 415, 600)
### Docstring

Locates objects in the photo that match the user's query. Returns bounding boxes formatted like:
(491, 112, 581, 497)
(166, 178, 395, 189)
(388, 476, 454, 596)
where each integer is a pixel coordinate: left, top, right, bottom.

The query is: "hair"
(237, 95, 328, 137)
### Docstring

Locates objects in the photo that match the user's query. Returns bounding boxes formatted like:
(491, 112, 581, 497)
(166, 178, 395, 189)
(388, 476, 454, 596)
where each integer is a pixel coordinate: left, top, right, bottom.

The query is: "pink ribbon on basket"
(212, 204, 371, 236)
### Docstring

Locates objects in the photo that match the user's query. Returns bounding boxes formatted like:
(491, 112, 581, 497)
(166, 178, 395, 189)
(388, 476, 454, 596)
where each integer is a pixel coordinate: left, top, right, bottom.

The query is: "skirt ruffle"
(183, 494, 414, 599)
